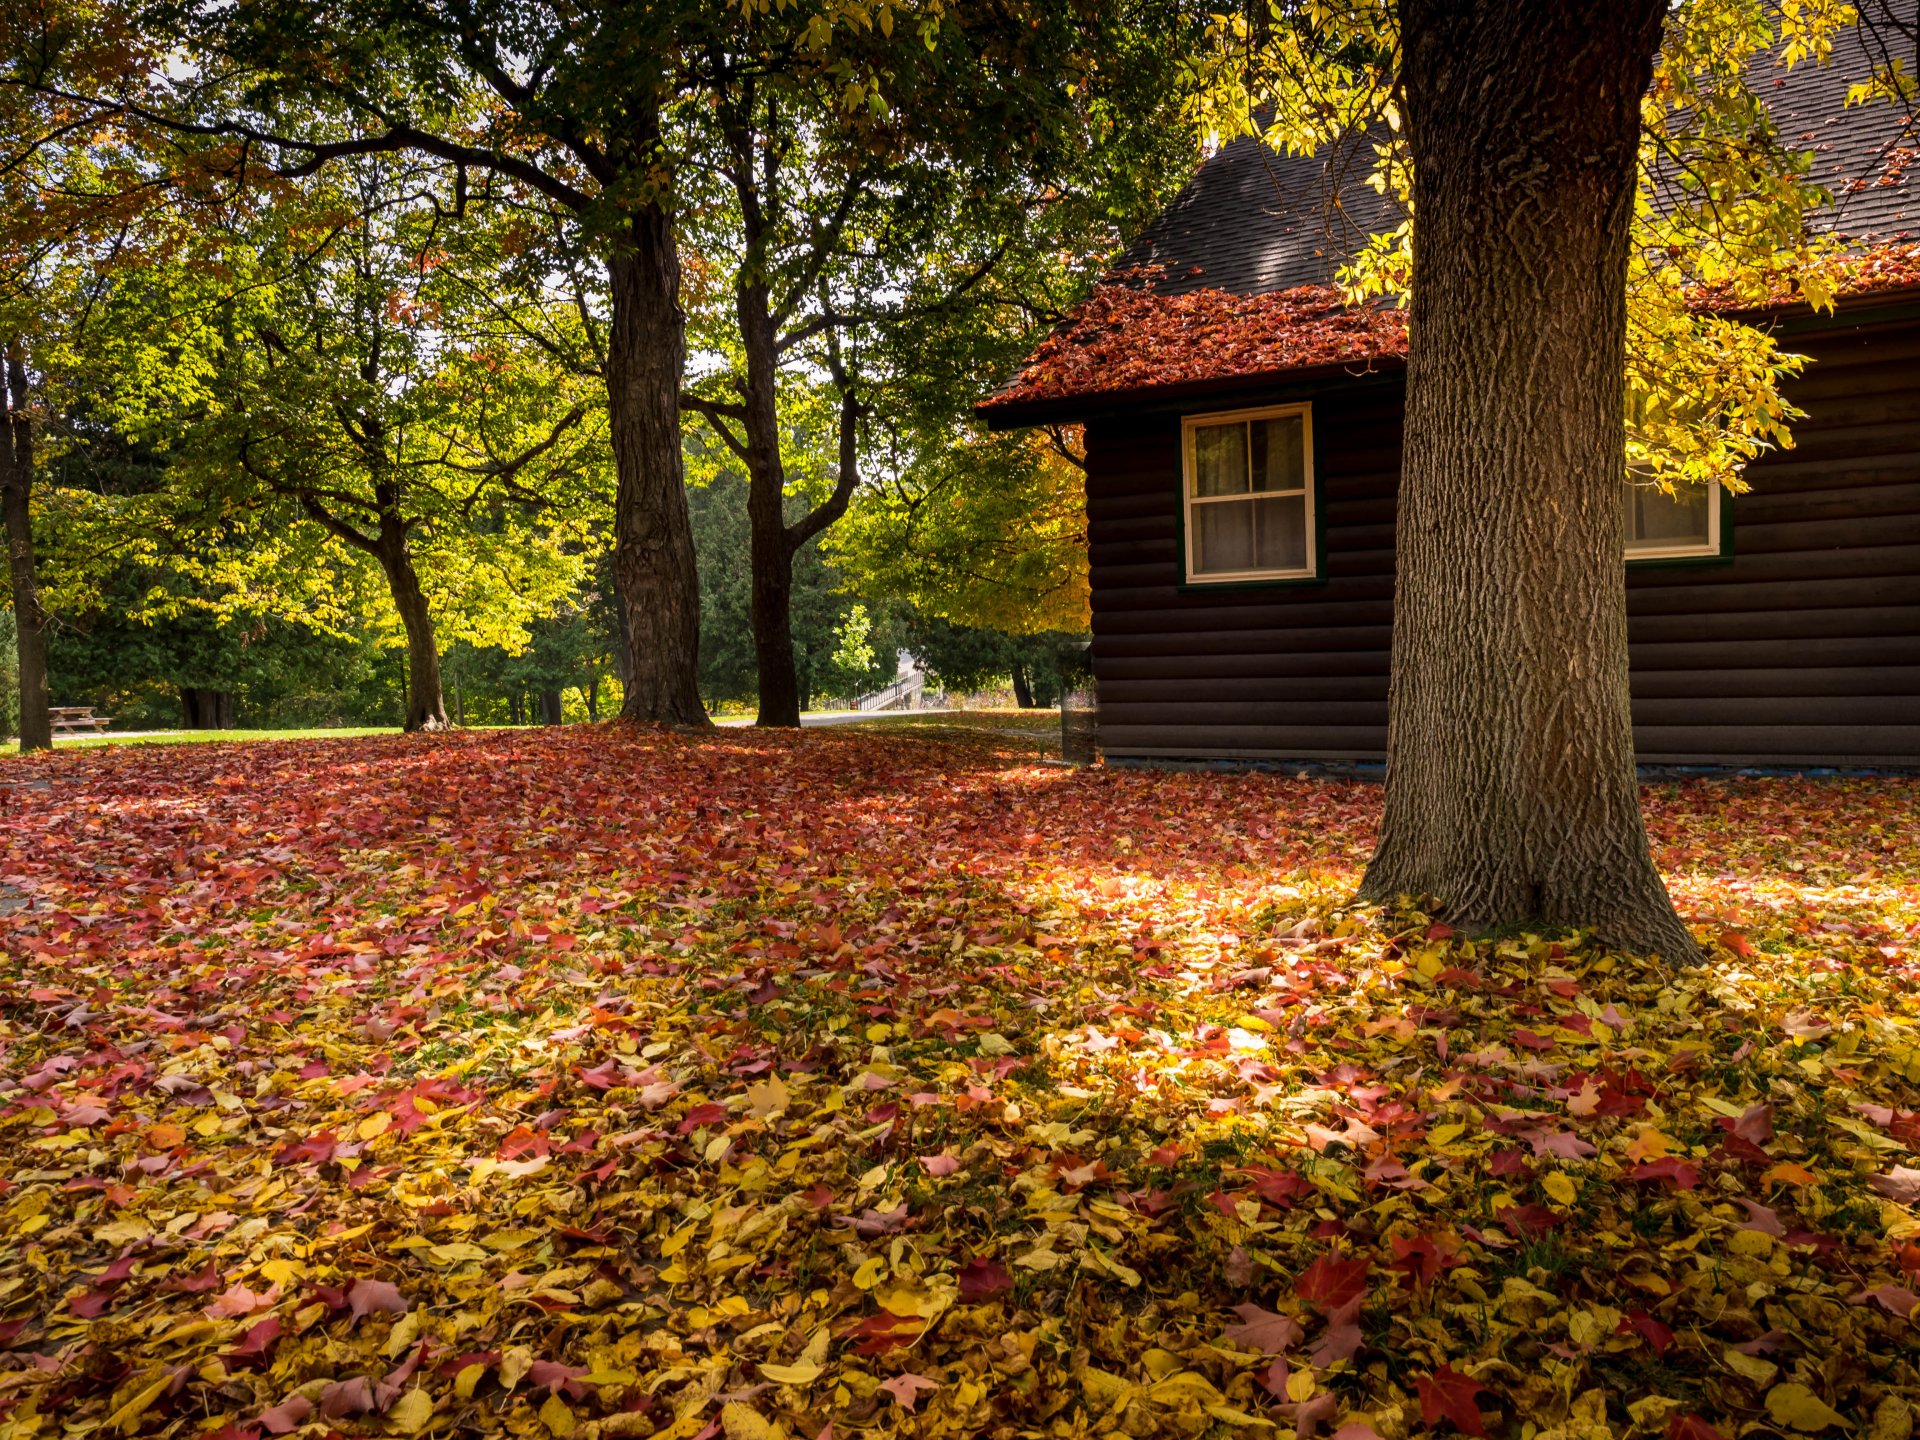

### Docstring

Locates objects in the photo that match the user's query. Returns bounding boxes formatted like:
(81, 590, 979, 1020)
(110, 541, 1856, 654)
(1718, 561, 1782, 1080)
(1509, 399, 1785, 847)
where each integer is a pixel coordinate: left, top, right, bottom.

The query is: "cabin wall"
(1085, 313, 1920, 767)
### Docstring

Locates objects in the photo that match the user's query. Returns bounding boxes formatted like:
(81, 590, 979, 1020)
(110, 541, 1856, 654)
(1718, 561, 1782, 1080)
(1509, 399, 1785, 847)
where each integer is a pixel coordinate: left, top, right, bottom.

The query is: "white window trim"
(1180, 402, 1318, 584)
(1622, 480, 1724, 562)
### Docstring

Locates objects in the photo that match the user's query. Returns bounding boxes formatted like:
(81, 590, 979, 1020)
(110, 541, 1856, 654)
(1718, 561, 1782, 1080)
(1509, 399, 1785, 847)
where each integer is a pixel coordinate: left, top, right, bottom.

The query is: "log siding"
(1085, 312, 1920, 767)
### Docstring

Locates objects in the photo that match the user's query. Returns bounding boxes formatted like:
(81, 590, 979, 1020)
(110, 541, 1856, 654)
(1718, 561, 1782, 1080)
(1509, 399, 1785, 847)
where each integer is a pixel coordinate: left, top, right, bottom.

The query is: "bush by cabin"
(978, 37, 1920, 770)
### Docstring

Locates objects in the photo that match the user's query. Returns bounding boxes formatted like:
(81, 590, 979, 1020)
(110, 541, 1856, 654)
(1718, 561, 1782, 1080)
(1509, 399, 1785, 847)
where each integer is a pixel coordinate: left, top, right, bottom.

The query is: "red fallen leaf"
(1618, 1311, 1674, 1355)
(843, 1311, 922, 1356)
(1496, 1204, 1561, 1239)
(319, 1375, 377, 1418)
(1434, 967, 1482, 989)
(1417, 1366, 1491, 1437)
(956, 1258, 1012, 1302)
(918, 1153, 959, 1177)
(1852, 1284, 1919, 1318)
(1387, 1233, 1459, 1289)
(257, 1395, 314, 1434)
(1628, 1159, 1701, 1190)
(675, 1102, 729, 1135)
(879, 1373, 939, 1411)
(68, 1287, 117, 1318)
(1295, 1253, 1369, 1312)
(1718, 930, 1755, 959)
(1243, 1167, 1315, 1208)
(1868, 1166, 1920, 1204)
(228, 1316, 283, 1363)
(1668, 1418, 1725, 1440)
(1424, 923, 1455, 941)
(0, 1317, 30, 1346)
(1511, 1029, 1554, 1051)
(165, 1263, 224, 1294)
(346, 1278, 407, 1322)
(1222, 1303, 1303, 1354)
(1723, 1102, 1774, 1146)
(1310, 1296, 1365, 1366)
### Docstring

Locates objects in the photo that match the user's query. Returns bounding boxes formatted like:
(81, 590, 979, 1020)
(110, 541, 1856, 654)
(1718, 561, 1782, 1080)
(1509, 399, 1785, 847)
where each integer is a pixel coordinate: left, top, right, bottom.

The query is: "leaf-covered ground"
(2, 729, 1917, 1440)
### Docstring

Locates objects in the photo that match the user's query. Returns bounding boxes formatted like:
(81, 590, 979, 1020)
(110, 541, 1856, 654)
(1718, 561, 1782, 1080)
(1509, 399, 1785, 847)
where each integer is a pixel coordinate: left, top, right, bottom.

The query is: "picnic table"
(49, 706, 112, 737)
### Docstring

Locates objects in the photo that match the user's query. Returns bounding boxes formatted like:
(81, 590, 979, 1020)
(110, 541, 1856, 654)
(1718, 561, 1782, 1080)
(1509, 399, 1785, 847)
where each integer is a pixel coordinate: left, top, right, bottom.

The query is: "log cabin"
(978, 40, 1919, 769)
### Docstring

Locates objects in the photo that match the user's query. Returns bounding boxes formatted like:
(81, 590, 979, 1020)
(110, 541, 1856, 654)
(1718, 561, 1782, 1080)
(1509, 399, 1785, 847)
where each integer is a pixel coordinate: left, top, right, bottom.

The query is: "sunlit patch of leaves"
(0, 730, 1916, 1439)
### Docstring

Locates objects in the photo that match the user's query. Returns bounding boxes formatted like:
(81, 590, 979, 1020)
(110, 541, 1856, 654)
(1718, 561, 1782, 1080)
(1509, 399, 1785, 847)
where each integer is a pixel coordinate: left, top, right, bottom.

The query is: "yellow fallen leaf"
(1542, 1172, 1578, 1207)
(1768, 1384, 1852, 1433)
(720, 1402, 784, 1440)
(1725, 1347, 1778, 1387)
(106, 1371, 172, 1435)
(357, 1111, 392, 1141)
(454, 1363, 487, 1399)
(540, 1392, 576, 1437)
(388, 1389, 435, 1434)
(759, 1361, 822, 1385)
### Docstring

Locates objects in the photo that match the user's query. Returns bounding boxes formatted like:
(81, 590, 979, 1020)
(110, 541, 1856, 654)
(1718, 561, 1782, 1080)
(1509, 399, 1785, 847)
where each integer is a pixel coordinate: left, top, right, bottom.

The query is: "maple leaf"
(1221, 1303, 1303, 1354)
(347, 1278, 408, 1322)
(1418, 1367, 1492, 1437)
(878, 1373, 939, 1411)
(956, 1259, 1012, 1302)
(1295, 1253, 1370, 1312)
(1868, 1167, 1920, 1204)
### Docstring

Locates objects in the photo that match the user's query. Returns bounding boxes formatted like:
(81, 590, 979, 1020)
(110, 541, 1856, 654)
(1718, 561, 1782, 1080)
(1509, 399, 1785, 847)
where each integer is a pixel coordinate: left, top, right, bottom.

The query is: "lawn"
(1, 728, 1916, 1440)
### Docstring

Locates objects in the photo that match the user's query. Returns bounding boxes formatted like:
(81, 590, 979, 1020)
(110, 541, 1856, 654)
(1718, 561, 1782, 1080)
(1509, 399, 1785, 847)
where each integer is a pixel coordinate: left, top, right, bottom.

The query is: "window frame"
(1178, 402, 1321, 587)
(1621, 479, 1732, 565)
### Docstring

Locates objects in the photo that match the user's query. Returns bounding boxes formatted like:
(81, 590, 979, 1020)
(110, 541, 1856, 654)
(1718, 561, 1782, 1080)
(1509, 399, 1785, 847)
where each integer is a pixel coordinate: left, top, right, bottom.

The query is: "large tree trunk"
(180, 687, 235, 729)
(376, 537, 449, 732)
(1358, 0, 1695, 958)
(607, 206, 707, 727)
(1, 342, 49, 755)
(733, 260, 806, 729)
(538, 690, 564, 726)
(1010, 665, 1036, 710)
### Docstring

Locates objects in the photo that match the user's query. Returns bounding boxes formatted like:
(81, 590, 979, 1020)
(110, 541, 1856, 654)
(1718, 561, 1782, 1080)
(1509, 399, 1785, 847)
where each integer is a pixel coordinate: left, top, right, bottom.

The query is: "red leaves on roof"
(979, 278, 1408, 414)
(984, 241, 1920, 416)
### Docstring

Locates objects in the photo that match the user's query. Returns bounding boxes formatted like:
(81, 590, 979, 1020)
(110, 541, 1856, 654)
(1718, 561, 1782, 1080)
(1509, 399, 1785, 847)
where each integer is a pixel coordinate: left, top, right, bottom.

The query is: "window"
(1182, 404, 1316, 583)
(1622, 479, 1724, 560)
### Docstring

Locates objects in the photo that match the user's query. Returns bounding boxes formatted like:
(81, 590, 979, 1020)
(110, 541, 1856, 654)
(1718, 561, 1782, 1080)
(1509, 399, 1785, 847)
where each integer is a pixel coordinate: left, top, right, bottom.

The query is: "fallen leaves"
(0, 729, 1917, 1438)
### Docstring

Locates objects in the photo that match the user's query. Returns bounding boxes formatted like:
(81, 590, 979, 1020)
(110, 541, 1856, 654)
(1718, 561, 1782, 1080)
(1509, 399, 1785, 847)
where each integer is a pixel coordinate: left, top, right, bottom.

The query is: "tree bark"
(1010, 665, 1035, 710)
(607, 206, 708, 727)
(376, 534, 449, 732)
(1, 341, 50, 754)
(539, 690, 564, 726)
(1357, 0, 1696, 958)
(738, 279, 805, 729)
(180, 688, 235, 729)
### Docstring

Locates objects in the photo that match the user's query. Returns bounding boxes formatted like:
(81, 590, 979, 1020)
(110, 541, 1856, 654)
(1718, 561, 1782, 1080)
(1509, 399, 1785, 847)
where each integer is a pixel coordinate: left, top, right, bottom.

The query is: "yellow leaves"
(1767, 1384, 1853, 1432)
(851, 1256, 886, 1290)
(719, 1401, 784, 1440)
(356, 1111, 392, 1141)
(1624, 1126, 1681, 1162)
(387, 1389, 435, 1434)
(1541, 1172, 1579, 1208)
(758, 1361, 822, 1386)
(540, 1392, 577, 1436)
(1724, 1347, 1778, 1387)
(104, 1370, 172, 1435)
(745, 1075, 789, 1119)
(452, 1363, 486, 1399)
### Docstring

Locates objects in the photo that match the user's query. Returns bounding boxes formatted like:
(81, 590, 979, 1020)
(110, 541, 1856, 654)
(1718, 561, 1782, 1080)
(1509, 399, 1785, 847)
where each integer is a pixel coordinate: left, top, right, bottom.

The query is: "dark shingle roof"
(1113, 33, 1914, 302)
(1110, 133, 1401, 297)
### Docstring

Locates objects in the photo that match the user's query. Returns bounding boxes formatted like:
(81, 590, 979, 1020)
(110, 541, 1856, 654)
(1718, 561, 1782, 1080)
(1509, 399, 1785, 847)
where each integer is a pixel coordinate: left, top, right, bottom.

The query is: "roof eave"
(975, 352, 1409, 432)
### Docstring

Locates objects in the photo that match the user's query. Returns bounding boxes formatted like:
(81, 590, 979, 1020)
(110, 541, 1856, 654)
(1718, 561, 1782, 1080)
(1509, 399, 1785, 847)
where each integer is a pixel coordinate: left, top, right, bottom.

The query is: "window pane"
(1193, 422, 1249, 497)
(1249, 414, 1306, 493)
(1623, 482, 1711, 552)
(1251, 495, 1309, 571)
(1193, 498, 1254, 573)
